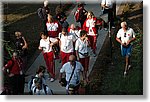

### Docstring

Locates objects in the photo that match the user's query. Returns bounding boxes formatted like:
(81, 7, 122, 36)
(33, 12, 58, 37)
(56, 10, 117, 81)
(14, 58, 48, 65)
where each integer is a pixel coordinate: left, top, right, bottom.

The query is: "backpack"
(33, 84, 53, 95)
(37, 8, 44, 20)
(27, 76, 37, 95)
(75, 8, 87, 22)
(74, 9, 80, 22)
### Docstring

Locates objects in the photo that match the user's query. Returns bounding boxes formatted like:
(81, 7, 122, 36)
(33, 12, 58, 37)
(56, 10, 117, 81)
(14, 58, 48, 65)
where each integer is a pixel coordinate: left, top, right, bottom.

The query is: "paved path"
(24, 3, 108, 94)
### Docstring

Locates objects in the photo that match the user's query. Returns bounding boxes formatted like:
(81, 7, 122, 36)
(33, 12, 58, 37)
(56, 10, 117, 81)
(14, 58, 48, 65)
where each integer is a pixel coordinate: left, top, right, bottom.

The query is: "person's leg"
(88, 35, 94, 53)
(79, 58, 86, 80)
(85, 57, 90, 82)
(125, 56, 129, 73)
(47, 52, 55, 79)
(93, 35, 97, 55)
(61, 51, 67, 66)
(43, 53, 52, 78)
(9, 76, 18, 94)
(43, 53, 49, 68)
(108, 9, 114, 28)
(121, 45, 128, 76)
(126, 45, 132, 70)
(124, 44, 132, 76)
(18, 74, 25, 94)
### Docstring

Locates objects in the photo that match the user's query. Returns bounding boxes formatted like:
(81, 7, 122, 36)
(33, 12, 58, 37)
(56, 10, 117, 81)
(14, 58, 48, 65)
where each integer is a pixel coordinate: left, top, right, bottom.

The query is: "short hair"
(62, 27, 67, 32)
(36, 66, 46, 74)
(87, 11, 95, 18)
(121, 21, 127, 27)
(40, 32, 47, 37)
(80, 30, 87, 37)
(15, 31, 22, 37)
(12, 52, 18, 57)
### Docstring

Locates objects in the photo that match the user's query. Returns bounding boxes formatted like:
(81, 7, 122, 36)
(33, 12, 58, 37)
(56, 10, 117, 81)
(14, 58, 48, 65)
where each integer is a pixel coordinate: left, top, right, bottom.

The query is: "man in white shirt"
(116, 22, 136, 76)
(59, 55, 85, 94)
(59, 28, 77, 66)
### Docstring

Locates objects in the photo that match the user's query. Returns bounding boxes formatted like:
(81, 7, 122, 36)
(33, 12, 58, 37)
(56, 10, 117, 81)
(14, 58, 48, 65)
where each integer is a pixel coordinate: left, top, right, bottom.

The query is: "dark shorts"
(121, 44, 132, 57)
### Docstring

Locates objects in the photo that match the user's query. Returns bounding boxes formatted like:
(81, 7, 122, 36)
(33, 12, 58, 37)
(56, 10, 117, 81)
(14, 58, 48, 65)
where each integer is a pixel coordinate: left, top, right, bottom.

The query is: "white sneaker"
(112, 26, 115, 28)
(93, 53, 97, 57)
(50, 78, 55, 82)
(128, 65, 131, 70)
(124, 71, 127, 77)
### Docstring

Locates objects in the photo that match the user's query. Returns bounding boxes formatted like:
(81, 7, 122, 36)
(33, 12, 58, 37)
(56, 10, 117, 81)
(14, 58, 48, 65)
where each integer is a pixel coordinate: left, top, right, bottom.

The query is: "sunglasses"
(124, 33, 126, 37)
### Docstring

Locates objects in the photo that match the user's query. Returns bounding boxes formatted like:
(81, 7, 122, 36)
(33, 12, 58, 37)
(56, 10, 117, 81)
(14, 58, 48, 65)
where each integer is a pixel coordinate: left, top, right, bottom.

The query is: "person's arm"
(38, 40, 43, 50)
(59, 65, 65, 82)
(101, 0, 106, 8)
(59, 39, 61, 51)
(75, 40, 79, 61)
(126, 29, 136, 45)
(126, 37, 136, 46)
(116, 37, 125, 46)
(2, 60, 13, 71)
(50, 38, 59, 47)
(59, 73, 63, 82)
(116, 30, 126, 46)
(22, 36, 28, 49)
(76, 50, 79, 61)
(38, 46, 43, 50)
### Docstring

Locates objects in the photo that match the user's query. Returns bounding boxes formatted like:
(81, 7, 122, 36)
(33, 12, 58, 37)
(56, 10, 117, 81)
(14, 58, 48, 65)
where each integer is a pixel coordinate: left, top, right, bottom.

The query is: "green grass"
(86, 31, 143, 95)
(86, 2, 143, 95)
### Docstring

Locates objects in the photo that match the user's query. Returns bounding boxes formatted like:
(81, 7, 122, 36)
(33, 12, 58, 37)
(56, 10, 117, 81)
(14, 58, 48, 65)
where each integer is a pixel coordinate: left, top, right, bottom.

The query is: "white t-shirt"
(101, 0, 113, 9)
(60, 61, 84, 89)
(46, 22, 58, 31)
(86, 19, 96, 35)
(39, 37, 58, 53)
(75, 38, 89, 58)
(60, 33, 76, 53)
(117, 27, 136, 44)
(69, 29, 81, 39)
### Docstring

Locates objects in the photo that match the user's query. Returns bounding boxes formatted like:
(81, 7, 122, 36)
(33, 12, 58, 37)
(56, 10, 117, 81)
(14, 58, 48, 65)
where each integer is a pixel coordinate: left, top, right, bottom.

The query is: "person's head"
(15, 31, 22, 38)
(40, 32, 48, 39)
(69, 55, 76, 65)
(34, 78, 42, 90)
(87, 11, 94, 19)
(36, 66, 46, 78)
(70, 24, 76, 30)
(68, 84, 75, 95)
(121, 21, 127, 30)
(12, 52, 18, 59)
(80, 30, 87, 38)
(61, 28, 68, 36)
(78, 3, 84, 8)
(47, 14, 54, 23)
(60, 13, 67, 21)
(44, 0, 48, 7)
